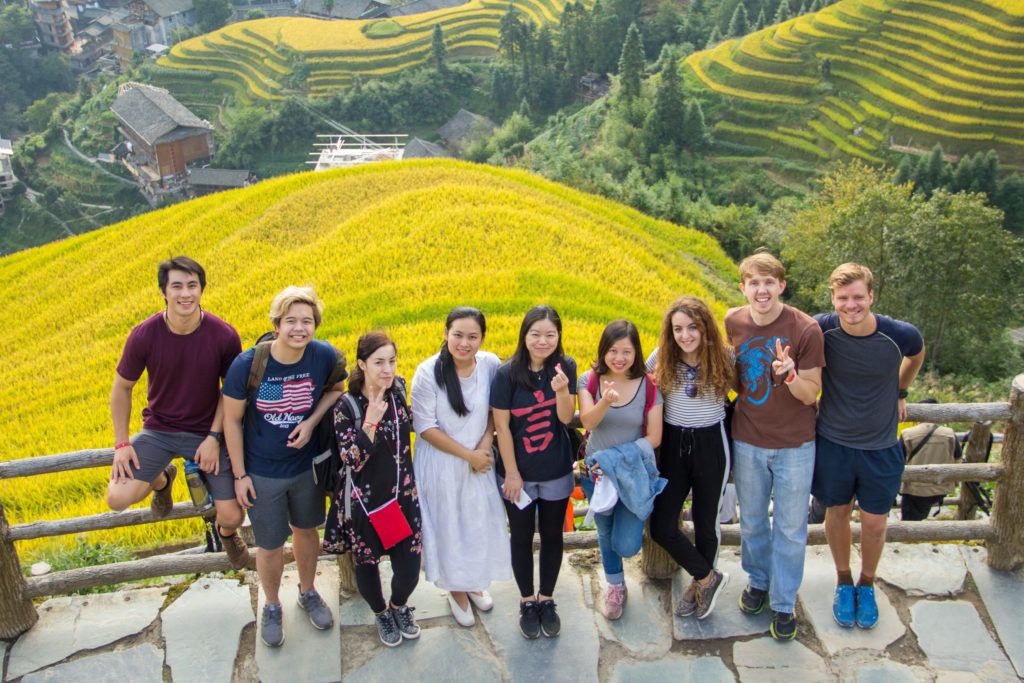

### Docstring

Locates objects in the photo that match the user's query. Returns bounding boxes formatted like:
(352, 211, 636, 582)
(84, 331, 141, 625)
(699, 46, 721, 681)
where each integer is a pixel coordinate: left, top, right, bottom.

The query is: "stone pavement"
(1, 543, 1022, 682)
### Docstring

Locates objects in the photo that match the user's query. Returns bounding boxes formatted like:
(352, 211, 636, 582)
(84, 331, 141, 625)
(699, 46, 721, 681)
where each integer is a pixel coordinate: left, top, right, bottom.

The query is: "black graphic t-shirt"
(490, 357, 577, 483)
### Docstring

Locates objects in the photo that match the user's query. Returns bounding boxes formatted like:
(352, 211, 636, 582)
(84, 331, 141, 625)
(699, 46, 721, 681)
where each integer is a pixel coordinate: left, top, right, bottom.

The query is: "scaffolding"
(309, 133, 407, 170)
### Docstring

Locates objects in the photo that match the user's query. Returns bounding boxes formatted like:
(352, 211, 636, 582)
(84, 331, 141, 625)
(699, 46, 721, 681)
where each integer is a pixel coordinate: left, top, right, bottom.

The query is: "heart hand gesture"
(551, 363, 570, 394)
(772, 339, 796, 380)
(600, 380, 620, 405)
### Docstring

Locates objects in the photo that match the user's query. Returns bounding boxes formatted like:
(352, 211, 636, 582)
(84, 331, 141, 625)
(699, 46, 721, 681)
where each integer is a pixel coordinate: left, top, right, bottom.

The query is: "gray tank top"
(580, 371, 662, 455)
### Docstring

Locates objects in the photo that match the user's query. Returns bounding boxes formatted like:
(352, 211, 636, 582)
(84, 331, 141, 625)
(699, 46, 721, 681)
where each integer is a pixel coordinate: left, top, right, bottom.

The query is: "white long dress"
(412, 351, 512, 591)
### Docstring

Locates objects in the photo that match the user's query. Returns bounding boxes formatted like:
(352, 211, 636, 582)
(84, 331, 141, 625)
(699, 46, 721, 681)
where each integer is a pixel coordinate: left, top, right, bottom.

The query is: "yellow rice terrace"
(0, 160, 740, 559)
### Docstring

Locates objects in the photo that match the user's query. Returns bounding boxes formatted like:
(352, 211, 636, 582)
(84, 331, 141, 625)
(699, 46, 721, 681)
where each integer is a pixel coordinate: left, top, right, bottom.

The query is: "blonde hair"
(269, 285, 323, 328)
(738, 252, 786, 283)
(829, 262, 874, 293)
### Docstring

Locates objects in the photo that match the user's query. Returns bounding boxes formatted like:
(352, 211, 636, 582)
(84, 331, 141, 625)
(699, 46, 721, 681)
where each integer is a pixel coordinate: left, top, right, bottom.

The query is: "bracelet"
(115, 441, 131, 450)
(207, 431, 224, 444)
(363, 421, 378, 430)
(234, 473, 250, 481)
(897, 388, 909, 399)
(784, 372, 797, 384)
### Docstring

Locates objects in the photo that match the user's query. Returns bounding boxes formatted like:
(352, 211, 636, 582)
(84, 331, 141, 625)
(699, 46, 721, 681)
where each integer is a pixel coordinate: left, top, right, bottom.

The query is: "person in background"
(899, 398, 962, 522)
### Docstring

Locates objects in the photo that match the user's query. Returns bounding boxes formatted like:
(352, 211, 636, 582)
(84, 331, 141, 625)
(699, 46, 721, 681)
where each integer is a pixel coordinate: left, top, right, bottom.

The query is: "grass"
(363, 19, 405, 37)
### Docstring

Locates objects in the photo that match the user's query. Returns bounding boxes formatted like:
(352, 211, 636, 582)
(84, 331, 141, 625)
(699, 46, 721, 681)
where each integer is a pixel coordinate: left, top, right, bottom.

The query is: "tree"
(893, 155, 915, 186)
(323, 0, 335, 14)
(244, 9, 267, 19)
(431, 23, 447, 72)
(643, 51, 685, 149)
(995, 173, 1024, 234)
(215, 107, 270, 168)
(975, 149, 999, 197)
(617, 22, 644, 101)
(0, 5, 34, 44)
(727, 3, 749, 37)
(704, 25, 723, 48)
(24, 92, 64, 133)
(773, 0, 790, 23)
(950, 153, 977, 193)
(754, 7, 766, 30)
(194, 0, 232, 33)
(682, 99, 707, 150)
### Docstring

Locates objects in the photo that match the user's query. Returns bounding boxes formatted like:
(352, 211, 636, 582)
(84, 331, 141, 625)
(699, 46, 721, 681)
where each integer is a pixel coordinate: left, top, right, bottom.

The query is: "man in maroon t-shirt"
(106, 256, 249, 569)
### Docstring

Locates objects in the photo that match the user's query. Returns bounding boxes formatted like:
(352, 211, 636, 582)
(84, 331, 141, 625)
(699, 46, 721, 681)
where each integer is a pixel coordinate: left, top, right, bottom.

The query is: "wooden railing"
(1, 374, 1022, 638)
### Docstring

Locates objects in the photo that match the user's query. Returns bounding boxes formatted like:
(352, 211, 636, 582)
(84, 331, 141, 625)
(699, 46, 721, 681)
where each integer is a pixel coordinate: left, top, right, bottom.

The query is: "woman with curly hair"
(646, 296, 735, 621)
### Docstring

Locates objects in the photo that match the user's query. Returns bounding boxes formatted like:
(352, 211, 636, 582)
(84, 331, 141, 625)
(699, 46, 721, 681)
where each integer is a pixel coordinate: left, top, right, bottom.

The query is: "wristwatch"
(897, 389, 909, 399)
(208, 431, 224, 444)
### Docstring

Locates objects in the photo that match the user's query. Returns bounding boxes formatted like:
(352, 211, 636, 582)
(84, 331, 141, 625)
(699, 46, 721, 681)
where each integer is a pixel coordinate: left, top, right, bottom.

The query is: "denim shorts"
(812, 435, 904, 515)
(130, 429, 235, 500)
(247, 471, 326, 549)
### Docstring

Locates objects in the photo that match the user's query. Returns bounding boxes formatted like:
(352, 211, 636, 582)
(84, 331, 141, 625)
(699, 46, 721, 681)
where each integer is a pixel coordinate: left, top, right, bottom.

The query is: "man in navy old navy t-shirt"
(812, 263, 925, 632)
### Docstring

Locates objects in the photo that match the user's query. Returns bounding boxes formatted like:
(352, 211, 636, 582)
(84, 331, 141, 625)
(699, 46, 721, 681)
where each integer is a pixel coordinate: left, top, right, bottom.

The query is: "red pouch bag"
(364, 497, 413, 550)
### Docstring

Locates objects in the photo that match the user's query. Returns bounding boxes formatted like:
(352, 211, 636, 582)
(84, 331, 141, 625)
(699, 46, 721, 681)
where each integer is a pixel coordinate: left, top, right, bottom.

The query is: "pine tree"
(705, 25, 723, 48)
(754, 7, 766, 30)
(894, 155, 915, 186)
(951, 153, 976, 193)
(977, 149, 1000, 197)
(431, 24, 448, 72)
(682, 99, 708, 149)
(645, 52, 686, 148)
(617, 22, 645, 101)
(773, 0, 790, 24)
(809, 0, 823, 11)
(797, 0, 808, 15)
(728, 4, 749, 36)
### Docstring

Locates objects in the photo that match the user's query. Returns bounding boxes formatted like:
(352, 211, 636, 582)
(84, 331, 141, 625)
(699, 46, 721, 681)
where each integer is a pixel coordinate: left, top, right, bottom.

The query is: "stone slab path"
(1, 543, 1022, 682)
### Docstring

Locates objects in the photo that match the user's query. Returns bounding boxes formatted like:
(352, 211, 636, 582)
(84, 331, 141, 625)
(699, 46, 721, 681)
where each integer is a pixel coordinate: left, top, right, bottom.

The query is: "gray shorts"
(247, 471, 326, 549)
(496, 471, 574, 502)
(130, 429, 235, 501)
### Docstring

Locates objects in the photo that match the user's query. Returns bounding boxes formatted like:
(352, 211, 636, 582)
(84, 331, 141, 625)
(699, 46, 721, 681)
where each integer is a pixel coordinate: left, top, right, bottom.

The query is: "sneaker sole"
(856, 619, 879, 630)
(400, 629, 421, 640)
(738, 592, 767, 615)
(769, 622, 797, 641)
(379, 634, 402, 648)
(260, 634, 285, 648)
(296, 598, 334, 631)
(833, 612, 855, 628)
(697, 572, 730, 620)
(540, 625, 560, 637)
(519, 625, 541, 640)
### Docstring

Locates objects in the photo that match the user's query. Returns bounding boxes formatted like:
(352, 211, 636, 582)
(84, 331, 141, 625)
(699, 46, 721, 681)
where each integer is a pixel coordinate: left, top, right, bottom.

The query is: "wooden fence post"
(0, 501, 38, 638)
(337, 552, 357, 592)
(957, 422, 992, 520)
(640, 520, 679, 579)
(988, 374, 1024, 571)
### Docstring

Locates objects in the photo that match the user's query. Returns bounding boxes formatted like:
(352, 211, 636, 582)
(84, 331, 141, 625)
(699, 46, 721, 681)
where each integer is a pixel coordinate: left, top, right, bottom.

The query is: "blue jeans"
(732, 438, 815, 614)
(582, 478, 644, 584)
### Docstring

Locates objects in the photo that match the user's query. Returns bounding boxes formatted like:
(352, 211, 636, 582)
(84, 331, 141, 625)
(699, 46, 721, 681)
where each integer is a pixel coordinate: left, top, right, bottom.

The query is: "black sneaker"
(538, 599, 561, 637)
(519, 600, 541, 639)
(390, 604, 420, 640)
(739, 584, 768, 615)
(770, 610, 797, 641)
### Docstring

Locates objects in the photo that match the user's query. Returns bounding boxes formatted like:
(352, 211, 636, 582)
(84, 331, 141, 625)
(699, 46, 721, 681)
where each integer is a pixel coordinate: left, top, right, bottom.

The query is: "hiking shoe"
(375, 609, 401, 647)
(739, 584, 768, 615)
(298, 588, 334, 630)
(391, 605, 420, 640)
(695, 570, 730, 620)
(150, 463, 176, 518)
(676, 579, 698, 617)
(538, 599, 561, 637)
(833, 584, 856, 628)
(218, 526, 249, 570)
(855, 585, 879, 629)
(603, 583, 627, 621)
(519, 600, 541, 639)
(260, 604, 284, 647)
(770, 610, 797, 641)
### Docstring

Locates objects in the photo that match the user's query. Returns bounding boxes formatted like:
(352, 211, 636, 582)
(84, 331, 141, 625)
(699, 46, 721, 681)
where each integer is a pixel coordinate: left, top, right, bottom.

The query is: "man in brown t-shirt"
(725, 252, 825, 642)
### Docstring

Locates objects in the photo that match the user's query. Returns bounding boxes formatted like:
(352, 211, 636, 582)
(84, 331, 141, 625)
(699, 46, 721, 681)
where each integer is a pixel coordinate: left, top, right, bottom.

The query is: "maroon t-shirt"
(116, 312, 242, 433)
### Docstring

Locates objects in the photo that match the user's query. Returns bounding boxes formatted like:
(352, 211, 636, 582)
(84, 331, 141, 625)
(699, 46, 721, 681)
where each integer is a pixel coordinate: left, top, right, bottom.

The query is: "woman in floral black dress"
(323, 331, 422, 647)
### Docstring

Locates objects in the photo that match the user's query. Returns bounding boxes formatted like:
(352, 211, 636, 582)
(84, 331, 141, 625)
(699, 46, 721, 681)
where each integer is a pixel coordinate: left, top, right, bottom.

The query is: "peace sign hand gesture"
(364, 385, 389, 426)
(551, 363, 570, 394)
(772, 339, 796, 380)
(600, 380, 620, 405)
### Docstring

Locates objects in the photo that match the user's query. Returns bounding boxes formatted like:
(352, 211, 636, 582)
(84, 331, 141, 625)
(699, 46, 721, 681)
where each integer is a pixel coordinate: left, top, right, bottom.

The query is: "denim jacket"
(585, 438, 667, 520)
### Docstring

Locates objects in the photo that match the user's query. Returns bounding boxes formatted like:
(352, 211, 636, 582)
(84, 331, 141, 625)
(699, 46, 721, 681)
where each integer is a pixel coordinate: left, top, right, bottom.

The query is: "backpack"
(245, 333, 348, 493)
(335, 378, 408, 517)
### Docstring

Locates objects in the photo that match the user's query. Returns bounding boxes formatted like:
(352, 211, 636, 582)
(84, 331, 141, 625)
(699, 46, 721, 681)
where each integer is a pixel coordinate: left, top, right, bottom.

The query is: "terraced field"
(154, 0, 574, 102)
(686, 0, 1024, 166)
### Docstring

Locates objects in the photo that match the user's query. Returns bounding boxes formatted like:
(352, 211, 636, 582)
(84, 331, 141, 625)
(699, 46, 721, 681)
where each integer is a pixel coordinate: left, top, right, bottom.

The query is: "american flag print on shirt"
(256, 378, 315, 413)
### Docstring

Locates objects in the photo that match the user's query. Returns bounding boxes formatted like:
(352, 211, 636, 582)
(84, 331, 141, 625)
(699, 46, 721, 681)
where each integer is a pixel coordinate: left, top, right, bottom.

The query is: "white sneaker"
(467, 590, 493, 612)
(448, 593, 475, 627)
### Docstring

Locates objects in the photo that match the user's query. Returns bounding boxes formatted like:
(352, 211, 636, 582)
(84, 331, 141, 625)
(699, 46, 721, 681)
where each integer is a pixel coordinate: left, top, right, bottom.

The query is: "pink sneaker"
(603, 583, 627, 620)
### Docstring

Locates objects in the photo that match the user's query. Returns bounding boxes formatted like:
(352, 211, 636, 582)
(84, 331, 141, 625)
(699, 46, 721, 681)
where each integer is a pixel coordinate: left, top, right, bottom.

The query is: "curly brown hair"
(654, 296, 733, 399)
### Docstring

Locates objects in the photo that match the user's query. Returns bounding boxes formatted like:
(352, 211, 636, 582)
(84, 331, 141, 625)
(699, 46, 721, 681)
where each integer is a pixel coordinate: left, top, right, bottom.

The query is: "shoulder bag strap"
(906, 424, 940, 463)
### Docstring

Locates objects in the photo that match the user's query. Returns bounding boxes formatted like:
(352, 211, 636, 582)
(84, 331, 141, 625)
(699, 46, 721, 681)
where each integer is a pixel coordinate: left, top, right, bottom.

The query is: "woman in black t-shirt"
(491, 305, 577, 640)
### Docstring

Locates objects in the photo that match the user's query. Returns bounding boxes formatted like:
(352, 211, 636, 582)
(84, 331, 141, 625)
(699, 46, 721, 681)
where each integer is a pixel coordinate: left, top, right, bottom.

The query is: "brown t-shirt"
(725, 304, 825, 449)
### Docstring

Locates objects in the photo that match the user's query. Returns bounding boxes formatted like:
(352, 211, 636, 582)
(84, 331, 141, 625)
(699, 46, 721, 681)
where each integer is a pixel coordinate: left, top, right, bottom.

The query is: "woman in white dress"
(412, 307, 511, 626)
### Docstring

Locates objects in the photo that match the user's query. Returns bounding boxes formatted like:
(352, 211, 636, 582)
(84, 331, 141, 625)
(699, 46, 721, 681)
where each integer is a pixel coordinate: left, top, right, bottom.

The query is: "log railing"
(1, 374, 1022, 638)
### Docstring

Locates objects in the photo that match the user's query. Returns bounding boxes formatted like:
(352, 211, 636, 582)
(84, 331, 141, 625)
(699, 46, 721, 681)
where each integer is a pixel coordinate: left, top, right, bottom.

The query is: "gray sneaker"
(298, 588, 334, 630)
(695, 570, 730, 620)
(675, 580, 698, 617)
(261, 604, 284, 647)
(391, 605, 421, 640)
(375, 609, 401, 647)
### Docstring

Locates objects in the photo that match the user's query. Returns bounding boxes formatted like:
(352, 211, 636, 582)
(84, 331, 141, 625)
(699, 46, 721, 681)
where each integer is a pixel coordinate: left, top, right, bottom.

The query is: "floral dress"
(322, 378, 423, 565)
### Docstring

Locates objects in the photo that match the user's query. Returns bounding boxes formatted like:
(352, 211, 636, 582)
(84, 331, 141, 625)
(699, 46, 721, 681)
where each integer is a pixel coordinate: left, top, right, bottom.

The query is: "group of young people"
(107, 251, 924, 649)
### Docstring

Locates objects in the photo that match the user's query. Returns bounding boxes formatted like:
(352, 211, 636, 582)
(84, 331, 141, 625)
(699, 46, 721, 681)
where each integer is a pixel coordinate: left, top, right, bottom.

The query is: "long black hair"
(434, 307, 487, 417)
(510, 305, 566, 390)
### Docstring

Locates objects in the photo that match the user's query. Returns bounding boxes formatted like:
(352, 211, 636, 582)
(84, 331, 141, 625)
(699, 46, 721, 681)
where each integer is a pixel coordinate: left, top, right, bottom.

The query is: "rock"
(7, 587, 167, 680)
(19, 643, 163, 683)
(162, 578, 254, 683)
(673, 549, 770, 641)
(338, 560, 449, 626)
(847, 658, 930, 683)
(733, 637, 832, 682)
(29, 562, 51, 577)
(910, 600, 1016, 682)
(256, 564, 341, 683)
(1, 641, 7, 680)
(609, 654, 734, 682)
(477, 560, 600, 683)
(876, 543, 966, 597)
(797, 547, 904, 655)
(348, 626, 501, 682)
(594, 574, 672, 658)
(961, 545, 1024, 678)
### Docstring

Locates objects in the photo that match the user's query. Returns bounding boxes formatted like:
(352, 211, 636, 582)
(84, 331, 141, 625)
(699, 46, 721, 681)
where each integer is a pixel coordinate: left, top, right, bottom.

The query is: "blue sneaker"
(855, 585, 879, 629)
(832, 584, 856, 628)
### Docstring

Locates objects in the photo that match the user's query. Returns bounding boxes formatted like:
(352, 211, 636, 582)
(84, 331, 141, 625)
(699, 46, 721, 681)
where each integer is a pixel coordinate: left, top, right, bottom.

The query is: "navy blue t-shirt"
(223, 340, 338, 478)
(815, 313, 923, 450)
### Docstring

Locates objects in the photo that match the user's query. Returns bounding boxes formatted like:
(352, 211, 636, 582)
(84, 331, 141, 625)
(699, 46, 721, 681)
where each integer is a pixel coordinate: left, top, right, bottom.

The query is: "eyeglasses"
(684, 364, 698, 398)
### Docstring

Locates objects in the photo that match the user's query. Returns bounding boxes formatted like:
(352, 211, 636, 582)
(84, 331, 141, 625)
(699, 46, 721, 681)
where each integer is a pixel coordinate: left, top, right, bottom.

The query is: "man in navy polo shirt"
(813, 263, 925, 631)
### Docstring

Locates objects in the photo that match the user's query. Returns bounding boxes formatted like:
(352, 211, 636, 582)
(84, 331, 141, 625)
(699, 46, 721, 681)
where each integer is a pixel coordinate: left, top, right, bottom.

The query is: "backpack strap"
(641, 373, 657, 437)
(246, 341, 273, 398)
(905, 424, 939, 463)
(586, 371, 599, 399)
(324, 347, 348, 389)
(340, 392, 362, 520)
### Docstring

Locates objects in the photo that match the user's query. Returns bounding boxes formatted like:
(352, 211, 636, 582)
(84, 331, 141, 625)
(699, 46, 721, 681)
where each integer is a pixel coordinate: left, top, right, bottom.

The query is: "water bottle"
(184, 459, 212, 511)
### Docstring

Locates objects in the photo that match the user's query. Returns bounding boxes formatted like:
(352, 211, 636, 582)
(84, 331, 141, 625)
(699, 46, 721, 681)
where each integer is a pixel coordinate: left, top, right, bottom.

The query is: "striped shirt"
(646, 348, 725, 428)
